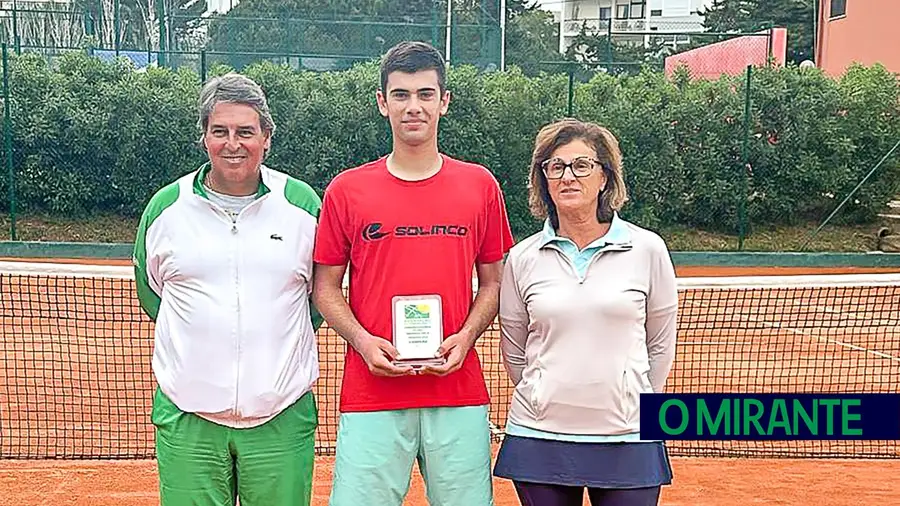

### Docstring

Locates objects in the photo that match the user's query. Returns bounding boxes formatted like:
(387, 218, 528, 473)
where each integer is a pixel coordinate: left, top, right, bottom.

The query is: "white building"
(204, 0, 238, 16)
(556, 0, 713, 53)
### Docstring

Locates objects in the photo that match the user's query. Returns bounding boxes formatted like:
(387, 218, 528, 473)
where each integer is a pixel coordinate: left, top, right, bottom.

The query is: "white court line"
(680, 275, 900, 323)
(679, 341, 752, 346)
(0, 261, 133, 279)
(683, 299, 900, 364)
(44, 470, 75, 506)
(778, 295, 890, 323)
(678, 273, 900, 289)
(84, 492, 158, 499)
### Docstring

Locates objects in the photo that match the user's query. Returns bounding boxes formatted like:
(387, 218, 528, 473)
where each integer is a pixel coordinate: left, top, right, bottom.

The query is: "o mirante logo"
(640, 394, 900, 440)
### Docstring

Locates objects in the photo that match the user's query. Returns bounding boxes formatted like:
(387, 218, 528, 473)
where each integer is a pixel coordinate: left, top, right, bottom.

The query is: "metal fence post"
(114, 0, 121, 56)
(738, 65, 752, 250)
(156, 0, 168, 68)
(3, 44, 16, 240)
(87, 13, 95, 58)
(85, 10, 94, 38)
(606, 20, 613, 71)
(11, 1, 21, 54)
(431, 2, 439, 48)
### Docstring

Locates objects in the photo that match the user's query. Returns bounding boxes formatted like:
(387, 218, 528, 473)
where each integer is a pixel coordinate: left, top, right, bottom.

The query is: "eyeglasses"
(540, 156, 603, 179)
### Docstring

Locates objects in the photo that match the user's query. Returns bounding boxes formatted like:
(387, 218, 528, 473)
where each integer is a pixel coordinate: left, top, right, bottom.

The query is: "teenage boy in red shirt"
(312, 41, 514, 506)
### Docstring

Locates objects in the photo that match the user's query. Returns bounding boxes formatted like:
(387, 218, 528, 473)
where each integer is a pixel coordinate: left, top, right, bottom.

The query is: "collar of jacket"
(192, 162, 271, 200)
(538, 211, 633, 251)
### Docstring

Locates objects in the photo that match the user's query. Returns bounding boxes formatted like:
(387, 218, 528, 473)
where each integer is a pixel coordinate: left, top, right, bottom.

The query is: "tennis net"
(1, 261, 898, 459)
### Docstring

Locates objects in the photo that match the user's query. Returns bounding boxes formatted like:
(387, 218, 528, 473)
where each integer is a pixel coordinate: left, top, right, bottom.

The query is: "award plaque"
(391, 294, 446, 368)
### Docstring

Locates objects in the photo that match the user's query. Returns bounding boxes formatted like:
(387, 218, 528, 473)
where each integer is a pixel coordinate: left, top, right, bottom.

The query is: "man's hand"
(357, 334, 415, 377)
(422, 331, 475, 376)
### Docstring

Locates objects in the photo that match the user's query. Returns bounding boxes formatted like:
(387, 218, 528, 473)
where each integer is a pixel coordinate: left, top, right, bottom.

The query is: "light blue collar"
(539, 212, 632, 250)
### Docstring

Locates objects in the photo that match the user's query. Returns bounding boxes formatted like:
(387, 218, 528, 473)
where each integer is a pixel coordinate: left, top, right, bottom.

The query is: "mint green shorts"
(151, 388, 317, 506)
(329, 405, 494, 506)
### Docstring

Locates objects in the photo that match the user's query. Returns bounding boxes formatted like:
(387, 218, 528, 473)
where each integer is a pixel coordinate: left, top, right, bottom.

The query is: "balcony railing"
(562, 18, 610, 35)
(563, 17, 706, 36)
(563, 17, 655, 35)
(613, 18, 646, 31)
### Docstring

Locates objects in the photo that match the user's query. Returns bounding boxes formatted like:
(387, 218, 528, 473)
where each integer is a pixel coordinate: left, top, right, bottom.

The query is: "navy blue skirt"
(493, 435, 673, 489)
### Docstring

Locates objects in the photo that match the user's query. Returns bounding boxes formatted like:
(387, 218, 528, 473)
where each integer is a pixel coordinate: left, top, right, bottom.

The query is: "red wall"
(665, 29, 788, 80)
(817, 0, 900, 76)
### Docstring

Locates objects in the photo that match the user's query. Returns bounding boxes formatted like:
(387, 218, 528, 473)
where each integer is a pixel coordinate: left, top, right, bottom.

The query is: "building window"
(830, 0, 846, 18)
(616, 2, 630, 19)
(600, 7, 612, 20)
(650, 9, 662, 17)
(631, 1, 645, 18)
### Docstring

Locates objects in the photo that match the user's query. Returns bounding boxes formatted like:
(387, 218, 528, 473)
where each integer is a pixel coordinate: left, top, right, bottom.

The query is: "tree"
(504, 6, 560, 75)
(161, 0, 207, 52)
(76, 0, 150, 49)
(13, 1, 86, 49)
(562, 26, 674, 77)
(199, 0, 555, 71)
(70, 0, 202, 51)
(203, 0, 458, 69)
(10, 0, 171, 52)
(699, 0, 815, 64)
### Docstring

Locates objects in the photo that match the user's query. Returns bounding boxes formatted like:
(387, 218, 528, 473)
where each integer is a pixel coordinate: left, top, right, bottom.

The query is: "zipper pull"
(231, 223, 238, 234)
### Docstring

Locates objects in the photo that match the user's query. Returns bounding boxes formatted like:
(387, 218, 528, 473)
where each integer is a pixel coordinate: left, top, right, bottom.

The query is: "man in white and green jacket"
(133, 72, 322, 506)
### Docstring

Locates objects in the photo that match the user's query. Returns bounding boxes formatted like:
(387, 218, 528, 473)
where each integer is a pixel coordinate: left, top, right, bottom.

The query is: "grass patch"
(0, 212, 892, 252)
(0, 213, 140, 243)
(658, 223, 887, 252)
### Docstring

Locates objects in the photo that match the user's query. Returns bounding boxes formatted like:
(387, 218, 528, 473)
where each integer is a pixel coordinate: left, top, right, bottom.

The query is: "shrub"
(1, 52, 897, 240)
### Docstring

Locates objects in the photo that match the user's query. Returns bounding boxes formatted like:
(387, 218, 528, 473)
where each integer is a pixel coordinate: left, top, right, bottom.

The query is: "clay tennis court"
(1, 258, 899, 505)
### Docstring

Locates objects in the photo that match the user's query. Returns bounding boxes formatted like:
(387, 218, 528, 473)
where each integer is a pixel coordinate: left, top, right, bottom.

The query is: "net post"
(3, 43, 15, 241)
(738, 64, 752, 250)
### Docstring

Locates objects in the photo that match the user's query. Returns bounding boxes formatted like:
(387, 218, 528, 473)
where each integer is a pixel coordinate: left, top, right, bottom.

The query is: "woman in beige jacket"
(494, 119, 679, 506)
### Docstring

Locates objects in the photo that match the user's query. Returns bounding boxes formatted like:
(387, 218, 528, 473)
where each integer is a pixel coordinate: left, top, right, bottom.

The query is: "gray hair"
(197, 73, 276, 142)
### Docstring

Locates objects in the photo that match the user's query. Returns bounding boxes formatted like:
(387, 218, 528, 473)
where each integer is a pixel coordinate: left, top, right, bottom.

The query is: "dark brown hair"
(379, 41, 447, 93)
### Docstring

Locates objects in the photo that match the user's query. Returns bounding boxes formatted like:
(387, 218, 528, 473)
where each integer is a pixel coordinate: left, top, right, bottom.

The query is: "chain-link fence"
(2, 2, 781, 81)
(0, 0, 158, 56)
(1, 2, 898, 248)
(1, 1, 504, 71)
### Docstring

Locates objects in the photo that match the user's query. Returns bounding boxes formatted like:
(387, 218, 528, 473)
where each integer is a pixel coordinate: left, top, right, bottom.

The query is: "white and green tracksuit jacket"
(133, 163, 322, 428)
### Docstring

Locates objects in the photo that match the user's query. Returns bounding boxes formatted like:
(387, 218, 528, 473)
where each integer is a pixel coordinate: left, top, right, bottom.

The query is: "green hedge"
(2, 51, 898, 239)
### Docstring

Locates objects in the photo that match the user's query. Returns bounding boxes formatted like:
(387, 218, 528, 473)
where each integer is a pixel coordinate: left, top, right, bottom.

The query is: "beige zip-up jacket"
(499, 219, 678, 437)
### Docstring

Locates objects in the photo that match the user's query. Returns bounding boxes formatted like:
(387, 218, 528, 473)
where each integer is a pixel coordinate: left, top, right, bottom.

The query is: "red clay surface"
(1, 260, 898, 505)
(1, 453, 899, 506)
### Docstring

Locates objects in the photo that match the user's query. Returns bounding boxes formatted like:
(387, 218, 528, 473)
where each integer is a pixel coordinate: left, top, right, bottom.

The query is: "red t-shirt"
(313, 154, 515, 412)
